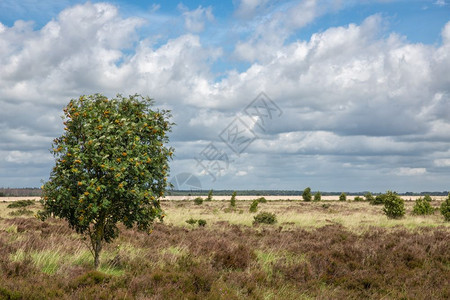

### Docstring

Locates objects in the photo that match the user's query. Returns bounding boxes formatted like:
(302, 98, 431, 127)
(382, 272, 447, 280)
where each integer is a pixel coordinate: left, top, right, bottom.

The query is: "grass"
(0, 199, 449, 299)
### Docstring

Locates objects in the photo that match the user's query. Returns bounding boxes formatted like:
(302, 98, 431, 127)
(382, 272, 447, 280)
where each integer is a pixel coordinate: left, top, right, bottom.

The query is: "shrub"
(253, 212, 277, 225)
(412, 197, 434, 215)
(7, 200, 35, 208)
(339, 193, 347, 202)
(257, 197, 267, 203)
(8, 209, 34, 216)
(365, 192, 374, 202)
(249, 200, 259, 213)
(383, 191, 405, 219)
(206, 190, 213, 201)
(194, 197, 203, 205)
(302, 187, 312, 202)
(441, 194, 450, 221)
(313, 191, 321, 202)
(370, 194, 386, 205)
(353, 196, 364, 202)
(186, 218, 197, 226)
(230, 191, 236, 207)
(197, 219, 207, 227)
(423, 194, 432, 202)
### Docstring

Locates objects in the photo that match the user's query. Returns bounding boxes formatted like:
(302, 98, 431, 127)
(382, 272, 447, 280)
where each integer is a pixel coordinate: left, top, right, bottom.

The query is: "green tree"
(206, 189, 213, 201)
(412, 197, 434, 215)
(339, 192, 347, 202)
(441, 193, 450, 222)
(39, 94, 173, 269)
(383, 191, 405, 219)
(313, 191, 321, 202)
(230, 191, 237, 207)
(364, 192, 374, 203)
(302, 187, 312, 202)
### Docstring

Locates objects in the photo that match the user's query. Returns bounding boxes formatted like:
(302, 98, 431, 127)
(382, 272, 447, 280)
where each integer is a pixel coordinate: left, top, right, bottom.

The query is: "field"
(0, 197, 449, 299)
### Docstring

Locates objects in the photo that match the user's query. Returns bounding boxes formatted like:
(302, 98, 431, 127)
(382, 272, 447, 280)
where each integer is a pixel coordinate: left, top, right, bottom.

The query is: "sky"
(0, 0, 449, 192)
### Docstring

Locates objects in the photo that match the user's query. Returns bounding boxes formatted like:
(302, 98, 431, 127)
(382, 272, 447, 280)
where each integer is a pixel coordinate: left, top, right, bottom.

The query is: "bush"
(365, 192, 374, 202)
(441, 194, 450, 221)
(302, 187, 312, 202)
(194, 197, 203, 205)
(253, 212, 277, 225)
(186, 218, 197, 225)
(339, 193, 347, 202)
(370, 194, 386, 205)
(412, 197, 434, 215)
(7, 200, 35, 208)
(313, 191, 321, 202)
(230, 191, 236, 207)
(383, 191, 405, 219)
(257, 197, 267, 203)
(197, 219, 207, 227)
(423, 194, 432, 202)
(249, 200, 259, 213)
(353, 196, 364, 202)
(206, 190, 213, 201)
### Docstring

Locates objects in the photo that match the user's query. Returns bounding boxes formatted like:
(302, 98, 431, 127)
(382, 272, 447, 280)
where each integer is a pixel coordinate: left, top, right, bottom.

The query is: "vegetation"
(365, 192, 374, 202)
(412, 197, 434, 215)
(7, 200, 35, 208)
(441, 194, 450, 222)
(194, 197, 203, 205)
(249, 200, 259, 213)
(302, 187, 312, 202)
(313, 191, 321, 202)
(0, 198, 449, 299)
(253, 212, 277, 225)
(383, 191, 405, 219)
(230, 191, 236, 207)
(339, 192, 347, 202)
(371, 194, 386, 205)
(206, 190, 213, 201)
(39, 94, 173, 268)
(353, 196, 364, 202)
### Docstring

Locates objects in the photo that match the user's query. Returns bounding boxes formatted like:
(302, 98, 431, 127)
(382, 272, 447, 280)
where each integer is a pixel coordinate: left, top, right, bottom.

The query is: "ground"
(0, 197, 449, 299)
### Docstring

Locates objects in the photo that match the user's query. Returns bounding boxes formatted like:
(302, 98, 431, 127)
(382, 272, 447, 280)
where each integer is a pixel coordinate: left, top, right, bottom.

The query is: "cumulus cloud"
(1, 2, 450, 191)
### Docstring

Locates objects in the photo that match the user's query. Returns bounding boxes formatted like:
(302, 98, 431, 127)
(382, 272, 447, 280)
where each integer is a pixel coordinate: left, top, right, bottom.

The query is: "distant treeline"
(1, 188, 448, 197)
(167, 190, 450, 196)
(0, 188, 42, 197)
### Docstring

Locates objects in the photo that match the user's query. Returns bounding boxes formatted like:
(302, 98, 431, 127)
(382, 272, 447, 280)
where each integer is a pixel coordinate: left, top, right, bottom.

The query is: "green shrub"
(7, 200, 35, 208)
(0, 287, 21, 300)
(253, 212, 277, 225)
(412, 197, 434, 215)
(186, 218, 197, 225)
(230, 191, 236, 207)
(313, 191, 321, 202)
(423, 194, 432, 202)
(353, 196, 364, 202)
(197, 219, 207, 227)
(194, 197, 203, 205)
(257, 197, 267, 203)
(249, 200, 259, 213)
(441, 194, 450, 222)
(322, 203, 330, 209)
(302, 187, 312, 202)
(365, 192, 374, 202)
(339, 193, 347, 202)
(383, 191, 405, 219)
(206, 190, 213, 201)
(370, 194, 386, 205)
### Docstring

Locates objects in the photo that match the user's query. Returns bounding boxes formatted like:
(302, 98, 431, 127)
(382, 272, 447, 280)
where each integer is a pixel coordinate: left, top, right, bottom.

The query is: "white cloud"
(178, 4, 214, 32)
(394, 168, 427, 176)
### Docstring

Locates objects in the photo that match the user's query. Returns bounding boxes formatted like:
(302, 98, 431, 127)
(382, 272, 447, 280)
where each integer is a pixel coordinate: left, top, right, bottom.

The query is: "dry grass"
(0, 198, 449, 299)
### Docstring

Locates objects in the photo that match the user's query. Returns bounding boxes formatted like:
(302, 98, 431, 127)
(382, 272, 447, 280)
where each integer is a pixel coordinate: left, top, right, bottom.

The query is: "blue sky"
(0, 0, 450, 192)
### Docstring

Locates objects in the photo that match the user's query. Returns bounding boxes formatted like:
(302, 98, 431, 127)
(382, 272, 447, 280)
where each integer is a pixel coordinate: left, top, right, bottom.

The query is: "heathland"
(0, 196, 449, 299)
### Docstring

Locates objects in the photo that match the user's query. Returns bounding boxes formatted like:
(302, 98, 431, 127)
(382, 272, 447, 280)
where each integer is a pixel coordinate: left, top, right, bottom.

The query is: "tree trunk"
(91, 224, 104, 269)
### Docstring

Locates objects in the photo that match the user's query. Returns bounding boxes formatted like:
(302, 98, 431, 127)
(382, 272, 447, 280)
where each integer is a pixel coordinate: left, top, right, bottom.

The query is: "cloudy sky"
(1, 0, 449, 192)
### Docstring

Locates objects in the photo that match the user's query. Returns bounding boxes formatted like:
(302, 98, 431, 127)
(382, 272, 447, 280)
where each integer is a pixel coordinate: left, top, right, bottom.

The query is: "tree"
(441, 193, 450, 222)
(339, 192, 347, 202)
(39, 94, 173, 269)
(313, 191, 321, 202)
(230, 191, 237, 207)
(302, 187, 312, 202)
(206, 189, 213, 201)
(412, 197, 434, 215)
(383, 191, 405, 219)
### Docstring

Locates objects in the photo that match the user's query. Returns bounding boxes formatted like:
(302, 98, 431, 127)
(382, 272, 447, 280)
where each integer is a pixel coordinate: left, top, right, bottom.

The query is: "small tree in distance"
(441, 193, 450, 221)
(39, 94, 173, 269)
(339, 192, 347, 202)
(302, 187, 312, 202)
(383, 191, 405, 219)
(206, 189, 213, 201)
(230, 191, 237, 207)
(313, 191, 321, 202)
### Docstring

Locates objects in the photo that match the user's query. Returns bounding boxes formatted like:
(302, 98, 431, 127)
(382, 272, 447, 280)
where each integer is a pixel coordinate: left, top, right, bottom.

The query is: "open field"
(0, 198, 449, 299)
